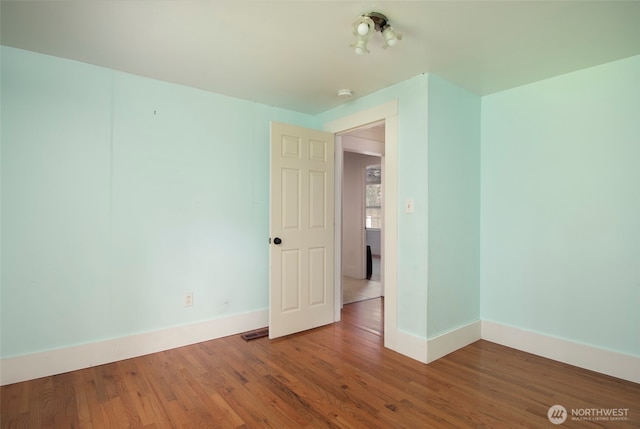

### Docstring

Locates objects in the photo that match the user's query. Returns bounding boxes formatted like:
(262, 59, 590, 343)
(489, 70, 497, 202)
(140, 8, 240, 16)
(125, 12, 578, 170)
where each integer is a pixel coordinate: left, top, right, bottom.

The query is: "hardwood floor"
(2, 298, 639, 428)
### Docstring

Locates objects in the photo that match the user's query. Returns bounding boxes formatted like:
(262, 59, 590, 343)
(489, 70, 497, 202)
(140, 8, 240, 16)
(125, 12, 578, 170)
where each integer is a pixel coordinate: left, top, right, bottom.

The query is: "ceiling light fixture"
(351, 12, 402, 55)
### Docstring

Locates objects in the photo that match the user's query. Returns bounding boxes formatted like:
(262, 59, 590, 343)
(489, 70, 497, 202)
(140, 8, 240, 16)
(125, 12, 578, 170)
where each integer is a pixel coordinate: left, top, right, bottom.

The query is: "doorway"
(323, 99, 399, 352)
(341, 125, 384, 305)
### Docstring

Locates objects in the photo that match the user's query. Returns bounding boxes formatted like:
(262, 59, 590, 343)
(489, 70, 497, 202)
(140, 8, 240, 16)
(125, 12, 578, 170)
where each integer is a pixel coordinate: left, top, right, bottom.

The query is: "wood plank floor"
(2, 298, 639, 428)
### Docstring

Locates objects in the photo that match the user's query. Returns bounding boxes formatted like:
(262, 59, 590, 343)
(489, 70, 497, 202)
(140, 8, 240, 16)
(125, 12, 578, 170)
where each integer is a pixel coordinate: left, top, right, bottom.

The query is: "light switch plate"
(405, 198, 415, 214)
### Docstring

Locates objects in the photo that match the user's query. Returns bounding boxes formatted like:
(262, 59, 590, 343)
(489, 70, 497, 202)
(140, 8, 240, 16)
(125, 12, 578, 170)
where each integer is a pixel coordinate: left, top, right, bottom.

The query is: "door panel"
(281, 168, 300, 230)
(270, 122, 334, 339)
(281, 249, 300, 312)
(308, 247, 326, 306)
(309, 171, 326, 228)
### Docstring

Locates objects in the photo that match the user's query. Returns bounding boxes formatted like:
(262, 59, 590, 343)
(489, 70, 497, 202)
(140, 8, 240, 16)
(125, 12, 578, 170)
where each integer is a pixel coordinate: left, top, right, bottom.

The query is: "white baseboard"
(427, 321, 482, 363)
(342, 264, 361, 279)
(393, 321, 482, 364)
(481, 320, 640, 384)
(395, 329, 428, 363)
(4, 314, 637, 386)
(0, 310, 268, 386)
(392, 320, 639, 384)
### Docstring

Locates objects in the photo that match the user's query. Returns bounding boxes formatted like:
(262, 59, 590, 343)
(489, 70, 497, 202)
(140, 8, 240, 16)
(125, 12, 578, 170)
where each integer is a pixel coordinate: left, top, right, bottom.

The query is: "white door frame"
(323, 100, 399, 351)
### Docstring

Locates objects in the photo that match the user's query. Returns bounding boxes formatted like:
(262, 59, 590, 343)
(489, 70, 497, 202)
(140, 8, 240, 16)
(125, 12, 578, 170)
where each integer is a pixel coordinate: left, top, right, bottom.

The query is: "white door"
(269, 122, 335, 339)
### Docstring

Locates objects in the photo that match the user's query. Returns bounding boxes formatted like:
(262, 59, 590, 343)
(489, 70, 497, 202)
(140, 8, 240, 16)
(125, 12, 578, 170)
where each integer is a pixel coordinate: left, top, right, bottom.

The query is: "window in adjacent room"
(365, 165, 382, 229)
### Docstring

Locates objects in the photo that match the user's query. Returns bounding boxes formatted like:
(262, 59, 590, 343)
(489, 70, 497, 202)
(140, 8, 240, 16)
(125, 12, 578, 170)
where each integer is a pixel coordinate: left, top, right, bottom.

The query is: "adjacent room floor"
(343, 255, 381, 304)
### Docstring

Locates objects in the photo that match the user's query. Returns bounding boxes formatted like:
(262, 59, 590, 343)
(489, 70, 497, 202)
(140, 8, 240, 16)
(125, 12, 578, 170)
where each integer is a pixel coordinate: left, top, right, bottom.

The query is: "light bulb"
(357, 22, 370, 36)
(353, 38, 368, 55)
(383, 27, 398, 46)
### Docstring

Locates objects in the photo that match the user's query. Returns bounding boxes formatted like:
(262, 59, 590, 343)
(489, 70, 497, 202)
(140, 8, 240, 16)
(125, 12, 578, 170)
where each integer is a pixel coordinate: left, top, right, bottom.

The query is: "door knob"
(273, 237, 282, 245)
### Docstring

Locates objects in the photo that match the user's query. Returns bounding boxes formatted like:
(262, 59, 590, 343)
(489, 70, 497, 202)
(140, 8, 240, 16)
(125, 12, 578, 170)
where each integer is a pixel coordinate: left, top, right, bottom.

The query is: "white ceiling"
(2, 1, 640, 115)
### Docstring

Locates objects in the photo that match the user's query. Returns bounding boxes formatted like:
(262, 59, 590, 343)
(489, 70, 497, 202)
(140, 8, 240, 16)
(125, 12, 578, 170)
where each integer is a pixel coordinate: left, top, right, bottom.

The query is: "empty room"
(1, 1, 639, 428)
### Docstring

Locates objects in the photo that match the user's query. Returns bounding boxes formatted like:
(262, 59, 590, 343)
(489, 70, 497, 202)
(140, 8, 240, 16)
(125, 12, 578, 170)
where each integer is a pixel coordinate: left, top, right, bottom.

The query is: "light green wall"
(426, 75, 481, 338)
(317, 75, 482, 340)
(481, 55, 640, 356)
(5, 43, 635, 361)
(1, 47, 312, 357)
(2, 47, 114, 354)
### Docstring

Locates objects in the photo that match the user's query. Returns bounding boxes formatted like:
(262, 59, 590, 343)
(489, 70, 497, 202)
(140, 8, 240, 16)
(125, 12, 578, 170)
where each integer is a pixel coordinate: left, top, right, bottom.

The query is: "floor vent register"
(240, 328, 269, 341)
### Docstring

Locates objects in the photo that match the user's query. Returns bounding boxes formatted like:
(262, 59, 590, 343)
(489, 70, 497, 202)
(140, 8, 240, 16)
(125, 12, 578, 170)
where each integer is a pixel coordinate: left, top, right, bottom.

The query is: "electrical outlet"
(184, 292, 193, 307)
